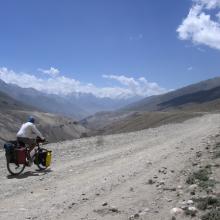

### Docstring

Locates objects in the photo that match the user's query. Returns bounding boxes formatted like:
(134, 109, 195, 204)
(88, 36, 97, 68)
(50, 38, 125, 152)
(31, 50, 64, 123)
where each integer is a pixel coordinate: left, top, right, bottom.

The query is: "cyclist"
(16, 116, 45, 163)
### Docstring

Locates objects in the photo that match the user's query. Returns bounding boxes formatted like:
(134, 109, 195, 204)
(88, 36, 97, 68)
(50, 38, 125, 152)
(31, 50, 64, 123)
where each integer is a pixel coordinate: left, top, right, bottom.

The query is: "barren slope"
(84, 111, 202, 136)
(0, 90, 89, 144)
(0, 113, 220, 220)
(0, 110, 88, 144)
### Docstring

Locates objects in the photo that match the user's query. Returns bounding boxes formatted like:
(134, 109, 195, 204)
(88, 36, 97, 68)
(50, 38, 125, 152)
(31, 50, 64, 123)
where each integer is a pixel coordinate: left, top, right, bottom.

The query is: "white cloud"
(196, 0, 220, 9)
(177, 0, 220, 50)
(188, 66, 193, 71)
(0, 67, 168, 99)
(38, 67, 60, 77)
(102, 74, 167, 97)
(102, 75, 139, 87)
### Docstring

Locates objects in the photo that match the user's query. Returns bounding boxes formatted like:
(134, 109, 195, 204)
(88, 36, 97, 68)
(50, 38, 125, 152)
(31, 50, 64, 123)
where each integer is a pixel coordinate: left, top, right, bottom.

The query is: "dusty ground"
(0, 113, 220, 220)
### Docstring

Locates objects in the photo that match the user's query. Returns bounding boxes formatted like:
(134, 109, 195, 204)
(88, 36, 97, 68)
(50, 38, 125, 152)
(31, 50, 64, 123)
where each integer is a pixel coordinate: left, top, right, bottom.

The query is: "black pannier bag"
(34, 149, 47, 166)
(4, 142, 17, 163)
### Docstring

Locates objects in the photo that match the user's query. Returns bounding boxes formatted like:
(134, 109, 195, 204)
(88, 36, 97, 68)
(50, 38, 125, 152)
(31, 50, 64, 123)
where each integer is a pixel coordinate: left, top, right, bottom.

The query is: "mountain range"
(1, 76, 220, 143)
(0, 79, 139, 119)
(123, 77, 220, 112)
(82, 77, 220, 135)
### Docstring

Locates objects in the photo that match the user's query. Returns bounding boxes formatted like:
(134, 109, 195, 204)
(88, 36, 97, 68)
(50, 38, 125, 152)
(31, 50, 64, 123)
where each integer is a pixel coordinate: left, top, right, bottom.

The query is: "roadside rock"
(170, 207, 184, 218)
(186, 200, 194, 205)
(148, 179, 156, 184)
(109, 206, 120, 213)
(188, 184, 198, 192)
(185, 206, 197, 217)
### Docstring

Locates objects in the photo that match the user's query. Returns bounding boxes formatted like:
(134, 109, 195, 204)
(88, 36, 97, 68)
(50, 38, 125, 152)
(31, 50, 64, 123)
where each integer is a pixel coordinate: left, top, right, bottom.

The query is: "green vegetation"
(186, 168, 211, 186)
(198, 179, 217, 189)
(194, 168, 210, 181)
(201, 209, 220, 220)
(186, 166, 218, 189)
(212, 142, 220, 158)
(187, 138, 220, 220)
(184, 208, 197, 217)
(215, 142, 220, 148)
(193, 196, 220, 220)
(186, 174, 196, 184)
(214, 151, 220, 158)
(193, 197, 220, 211)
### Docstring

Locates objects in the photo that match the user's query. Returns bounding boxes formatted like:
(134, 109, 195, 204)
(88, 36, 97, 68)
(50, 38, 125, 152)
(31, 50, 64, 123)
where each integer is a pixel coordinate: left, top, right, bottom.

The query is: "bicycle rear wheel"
(7, 161, 25, 175)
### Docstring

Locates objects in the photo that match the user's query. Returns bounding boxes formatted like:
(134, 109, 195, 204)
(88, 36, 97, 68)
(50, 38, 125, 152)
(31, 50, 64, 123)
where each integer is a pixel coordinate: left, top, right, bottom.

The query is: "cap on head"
(28, 116, 35, 123)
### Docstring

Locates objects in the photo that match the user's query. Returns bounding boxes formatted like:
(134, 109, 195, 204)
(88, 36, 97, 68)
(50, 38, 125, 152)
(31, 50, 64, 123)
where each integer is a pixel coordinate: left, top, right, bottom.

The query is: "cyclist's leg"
(29, 139, 36, 156)
(17, 137, 26, 147)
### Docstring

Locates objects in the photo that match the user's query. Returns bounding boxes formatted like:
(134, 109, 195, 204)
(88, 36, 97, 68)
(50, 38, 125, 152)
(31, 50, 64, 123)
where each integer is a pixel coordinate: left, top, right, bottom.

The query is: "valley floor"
(0, 113, 220, 220)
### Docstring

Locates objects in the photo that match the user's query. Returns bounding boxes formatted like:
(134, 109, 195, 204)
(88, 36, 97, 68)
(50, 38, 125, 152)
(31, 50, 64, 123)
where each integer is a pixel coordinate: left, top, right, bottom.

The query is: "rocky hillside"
(82, 111, 202, 136)
(0, 90, 88, 145)
(82, 77, 220, 136)
(0, 90, 35, 111)
(123, 77, 220, 112)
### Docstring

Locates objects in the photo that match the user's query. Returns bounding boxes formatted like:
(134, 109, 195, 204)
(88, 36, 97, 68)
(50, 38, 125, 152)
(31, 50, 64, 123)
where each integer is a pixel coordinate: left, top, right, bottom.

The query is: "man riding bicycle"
(17, 116, 45, 164)
(4, 116, 51, 175)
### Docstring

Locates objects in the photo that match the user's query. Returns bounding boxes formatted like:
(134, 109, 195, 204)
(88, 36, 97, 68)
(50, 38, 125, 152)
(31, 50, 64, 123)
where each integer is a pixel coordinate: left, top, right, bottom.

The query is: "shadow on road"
(7, 169, 53, 179)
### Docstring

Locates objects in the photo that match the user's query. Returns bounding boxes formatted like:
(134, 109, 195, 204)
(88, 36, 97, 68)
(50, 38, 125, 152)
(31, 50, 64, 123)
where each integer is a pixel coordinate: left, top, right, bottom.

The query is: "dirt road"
(0, 113, 220, 220)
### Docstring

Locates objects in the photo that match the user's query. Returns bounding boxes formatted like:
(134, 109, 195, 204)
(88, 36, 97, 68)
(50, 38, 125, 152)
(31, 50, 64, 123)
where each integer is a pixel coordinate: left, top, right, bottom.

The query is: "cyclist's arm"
(31, 124, 44, 140)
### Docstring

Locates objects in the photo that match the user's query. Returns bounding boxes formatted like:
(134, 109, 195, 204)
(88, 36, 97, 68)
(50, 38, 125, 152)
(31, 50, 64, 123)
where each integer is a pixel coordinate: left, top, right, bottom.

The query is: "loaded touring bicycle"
(4, 137, 52, 175)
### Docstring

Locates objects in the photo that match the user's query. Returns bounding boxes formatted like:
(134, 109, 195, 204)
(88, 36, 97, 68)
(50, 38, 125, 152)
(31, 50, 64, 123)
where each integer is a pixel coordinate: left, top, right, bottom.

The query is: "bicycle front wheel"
(37, 163, 47, 171)
(35, 148, 48, 171)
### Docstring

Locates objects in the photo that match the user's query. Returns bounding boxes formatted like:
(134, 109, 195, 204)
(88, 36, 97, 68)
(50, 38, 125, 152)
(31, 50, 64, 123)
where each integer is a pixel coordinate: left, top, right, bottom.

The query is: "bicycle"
(5, 138, 52, 175)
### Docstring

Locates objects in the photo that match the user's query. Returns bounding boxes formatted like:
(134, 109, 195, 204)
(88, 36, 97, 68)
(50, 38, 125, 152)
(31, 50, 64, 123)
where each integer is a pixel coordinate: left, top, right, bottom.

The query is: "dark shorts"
(17, 137, 36, 147)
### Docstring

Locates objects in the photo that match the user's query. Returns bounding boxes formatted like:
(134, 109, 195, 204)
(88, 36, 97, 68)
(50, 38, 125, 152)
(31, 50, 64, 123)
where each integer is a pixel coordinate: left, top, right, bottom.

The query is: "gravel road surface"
(0, 113, 220, 220)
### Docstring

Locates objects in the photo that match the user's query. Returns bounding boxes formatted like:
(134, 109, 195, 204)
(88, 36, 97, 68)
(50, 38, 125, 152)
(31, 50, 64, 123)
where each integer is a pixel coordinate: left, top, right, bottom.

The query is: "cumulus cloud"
(177, 0, 220, 50)
(38, 67, 60, 77)
(103, 75, 139, 87)
(102, 74, 167, 97)
(0, 67, 167, 99)
(197, 0, 220, 9)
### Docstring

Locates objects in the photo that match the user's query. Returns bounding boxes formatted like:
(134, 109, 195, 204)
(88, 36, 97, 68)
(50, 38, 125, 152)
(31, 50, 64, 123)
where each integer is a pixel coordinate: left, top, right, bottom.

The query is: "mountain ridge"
(0, 79, 140, 119)
(83, 76, 220, 136)
(122, 76, 220, 111)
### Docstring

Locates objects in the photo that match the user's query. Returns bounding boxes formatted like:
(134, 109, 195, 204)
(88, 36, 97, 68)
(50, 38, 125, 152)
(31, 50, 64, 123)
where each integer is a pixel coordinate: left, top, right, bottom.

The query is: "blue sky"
(0, 0, 220, 98)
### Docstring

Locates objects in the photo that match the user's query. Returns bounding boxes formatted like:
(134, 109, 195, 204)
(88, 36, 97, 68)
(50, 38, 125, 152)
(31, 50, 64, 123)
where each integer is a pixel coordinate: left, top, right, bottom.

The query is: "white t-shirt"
(16, 122, 44, 139)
